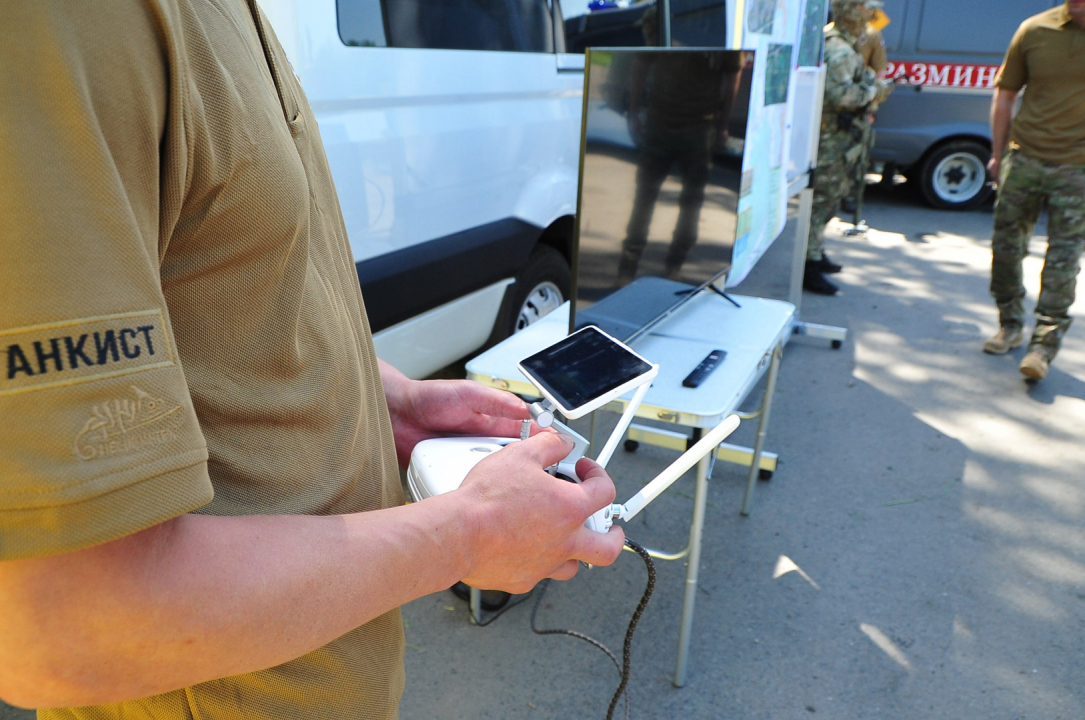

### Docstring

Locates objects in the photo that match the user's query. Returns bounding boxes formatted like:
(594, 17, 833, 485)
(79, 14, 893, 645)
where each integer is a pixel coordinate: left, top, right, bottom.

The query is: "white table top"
(466, 291, 795, 428)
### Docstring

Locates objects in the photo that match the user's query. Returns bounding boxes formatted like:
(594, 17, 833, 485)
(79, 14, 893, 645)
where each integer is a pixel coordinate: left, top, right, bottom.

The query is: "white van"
(258, 1, 586, 378)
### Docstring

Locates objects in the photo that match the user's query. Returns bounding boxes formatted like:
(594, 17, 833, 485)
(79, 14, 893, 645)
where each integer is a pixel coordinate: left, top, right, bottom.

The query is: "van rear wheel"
(504, 245, 571, 336)
(918, 141, 993, 210)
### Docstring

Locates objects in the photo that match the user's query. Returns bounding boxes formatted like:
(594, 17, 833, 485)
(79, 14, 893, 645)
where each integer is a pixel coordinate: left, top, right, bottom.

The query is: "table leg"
(469, 587, 481, 625)
(741, 343, 783, 516)
(674, 427, 708, 687)
(789, 187, 813, 311)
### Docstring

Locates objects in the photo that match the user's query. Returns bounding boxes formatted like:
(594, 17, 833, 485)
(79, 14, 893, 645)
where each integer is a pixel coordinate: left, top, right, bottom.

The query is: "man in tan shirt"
(982, 1, 1085, 381)
(0, 1, 624, 717)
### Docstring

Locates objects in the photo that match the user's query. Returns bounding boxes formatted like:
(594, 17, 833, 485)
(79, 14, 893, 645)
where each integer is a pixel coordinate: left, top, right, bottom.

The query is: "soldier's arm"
(987, 87, 1018, 182)
(988, 20, 1027, 183)
(823, 39, 877, 112)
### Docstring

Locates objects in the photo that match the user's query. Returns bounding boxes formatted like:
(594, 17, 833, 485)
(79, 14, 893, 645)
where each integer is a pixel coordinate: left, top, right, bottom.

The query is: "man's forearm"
(0, 414, 621, 710)
(990, 87, 1017, 160)
(378, 357, 412, 403)
(0, 497, 473, 708)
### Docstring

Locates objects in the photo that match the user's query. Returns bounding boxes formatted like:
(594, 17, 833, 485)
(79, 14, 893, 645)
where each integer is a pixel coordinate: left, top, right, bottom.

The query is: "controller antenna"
(616, 413, 740, 522)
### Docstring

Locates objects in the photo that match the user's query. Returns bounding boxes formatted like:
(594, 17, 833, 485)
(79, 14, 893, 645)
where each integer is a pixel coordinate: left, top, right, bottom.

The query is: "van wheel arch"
(486, 218, 574, 346)
(536, 215, 575, 261)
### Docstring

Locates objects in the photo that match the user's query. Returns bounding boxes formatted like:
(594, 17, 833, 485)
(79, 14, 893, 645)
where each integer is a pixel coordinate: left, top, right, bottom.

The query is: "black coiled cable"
(530, 537, 657, 720)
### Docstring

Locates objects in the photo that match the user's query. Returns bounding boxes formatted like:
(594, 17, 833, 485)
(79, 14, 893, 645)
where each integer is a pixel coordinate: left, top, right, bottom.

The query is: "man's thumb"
(517, 430, 575, 468)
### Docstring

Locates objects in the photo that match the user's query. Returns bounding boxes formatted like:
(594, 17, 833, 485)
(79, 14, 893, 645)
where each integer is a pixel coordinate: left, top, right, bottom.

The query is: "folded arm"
(823, 40, 877, 112)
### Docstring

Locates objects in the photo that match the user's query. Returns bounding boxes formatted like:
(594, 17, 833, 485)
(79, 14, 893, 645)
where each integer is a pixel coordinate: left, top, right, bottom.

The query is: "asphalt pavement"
(6, 183, 1083, 719)
(398, 183, 1084, 720)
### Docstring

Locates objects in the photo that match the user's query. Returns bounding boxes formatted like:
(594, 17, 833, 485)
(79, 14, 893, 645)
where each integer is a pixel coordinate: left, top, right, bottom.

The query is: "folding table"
(464, 289, 795, 686)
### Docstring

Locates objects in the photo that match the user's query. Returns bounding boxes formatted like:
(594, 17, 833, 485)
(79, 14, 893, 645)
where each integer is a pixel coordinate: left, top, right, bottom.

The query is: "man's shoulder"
(824, 32, 855, 50)
(1017, 5, 1069, 35)
(824, 34, 858, 62)
(824, 23, 858, 44)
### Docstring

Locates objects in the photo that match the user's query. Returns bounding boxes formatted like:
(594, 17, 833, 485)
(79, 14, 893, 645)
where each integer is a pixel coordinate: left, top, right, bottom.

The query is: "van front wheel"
(918, 141, 993, 210)
(504, 245, 571, 336)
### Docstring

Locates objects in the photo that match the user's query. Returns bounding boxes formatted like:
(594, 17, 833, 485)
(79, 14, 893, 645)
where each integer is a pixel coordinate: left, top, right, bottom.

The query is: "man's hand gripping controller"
(405, 329, 741, 535)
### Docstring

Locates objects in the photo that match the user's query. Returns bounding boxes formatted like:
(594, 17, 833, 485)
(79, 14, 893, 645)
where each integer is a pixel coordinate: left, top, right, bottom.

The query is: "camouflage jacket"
(822, 26, 877, 115)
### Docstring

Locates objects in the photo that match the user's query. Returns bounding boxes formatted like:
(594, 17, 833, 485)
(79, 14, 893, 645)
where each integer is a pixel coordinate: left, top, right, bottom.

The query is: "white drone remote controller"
(406, 326, 741, 534)
(405, 414, 590, 505)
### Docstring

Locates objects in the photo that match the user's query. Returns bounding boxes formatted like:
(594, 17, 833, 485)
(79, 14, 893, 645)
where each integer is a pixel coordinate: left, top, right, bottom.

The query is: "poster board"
(788, 0, 830, 182)
(725, 0, 806, 287)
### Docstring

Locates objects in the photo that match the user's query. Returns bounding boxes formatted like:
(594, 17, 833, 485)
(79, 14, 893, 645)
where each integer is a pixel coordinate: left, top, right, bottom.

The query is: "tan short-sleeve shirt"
(1, 1, 404, 717)
(996, 4, 1085, 164)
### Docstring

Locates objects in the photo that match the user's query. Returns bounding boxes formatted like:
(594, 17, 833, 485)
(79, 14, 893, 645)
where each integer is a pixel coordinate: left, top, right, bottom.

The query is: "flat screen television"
(571, 48, 753, 342)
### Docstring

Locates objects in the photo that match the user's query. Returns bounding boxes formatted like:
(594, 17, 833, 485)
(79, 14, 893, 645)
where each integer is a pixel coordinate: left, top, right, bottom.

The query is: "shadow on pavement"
(1024, 366, 1085, 404)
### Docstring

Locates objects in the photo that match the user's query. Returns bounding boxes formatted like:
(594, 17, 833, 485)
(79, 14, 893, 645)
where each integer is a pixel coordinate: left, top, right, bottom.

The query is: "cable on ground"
(530, 537, 656, 720)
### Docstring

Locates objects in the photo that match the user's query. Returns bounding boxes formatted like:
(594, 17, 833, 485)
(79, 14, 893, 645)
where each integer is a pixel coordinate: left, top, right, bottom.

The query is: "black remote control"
(682, 350, 727, 388)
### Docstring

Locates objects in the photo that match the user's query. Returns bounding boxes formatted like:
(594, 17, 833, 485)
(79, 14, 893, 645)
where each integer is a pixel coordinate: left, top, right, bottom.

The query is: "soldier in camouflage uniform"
(983, 2, 1085, 381)
(804, 0, 890, 295)
(844, 0, 892, 223)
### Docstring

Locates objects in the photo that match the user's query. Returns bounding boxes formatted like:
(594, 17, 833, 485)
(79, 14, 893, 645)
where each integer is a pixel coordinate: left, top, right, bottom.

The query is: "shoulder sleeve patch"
(1, 310, 175, 397)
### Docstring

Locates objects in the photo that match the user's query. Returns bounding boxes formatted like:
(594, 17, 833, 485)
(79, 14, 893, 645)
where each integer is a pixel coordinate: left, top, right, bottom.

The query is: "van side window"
(878, 0, 906, 53)
(337, 0, 387, 47)
(916, 0, 1051, 56)
(560, 0, 726, 54)
(337, 0, 555, 52)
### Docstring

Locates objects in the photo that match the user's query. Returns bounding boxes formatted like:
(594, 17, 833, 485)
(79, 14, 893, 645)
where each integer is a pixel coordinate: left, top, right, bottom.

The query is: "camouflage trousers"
(808, 125, 865, 260)
(991, 149, 1085, 358)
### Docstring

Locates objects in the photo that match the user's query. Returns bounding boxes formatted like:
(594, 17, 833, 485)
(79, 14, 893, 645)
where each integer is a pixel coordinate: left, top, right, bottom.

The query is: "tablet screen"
(519, 327, 653, 412)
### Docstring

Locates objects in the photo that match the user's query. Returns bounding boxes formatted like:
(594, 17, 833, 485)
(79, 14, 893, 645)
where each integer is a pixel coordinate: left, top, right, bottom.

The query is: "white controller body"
(406, 422, 616, 533)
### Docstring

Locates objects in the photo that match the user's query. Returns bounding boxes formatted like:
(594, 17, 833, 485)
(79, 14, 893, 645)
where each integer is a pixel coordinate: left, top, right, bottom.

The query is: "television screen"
(571, 48, 753, 342)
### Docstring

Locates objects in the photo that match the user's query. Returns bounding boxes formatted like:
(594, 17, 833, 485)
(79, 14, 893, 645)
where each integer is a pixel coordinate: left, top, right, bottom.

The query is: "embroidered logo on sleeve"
(73, 385, 182, 460)
(1, 310, 174, 396)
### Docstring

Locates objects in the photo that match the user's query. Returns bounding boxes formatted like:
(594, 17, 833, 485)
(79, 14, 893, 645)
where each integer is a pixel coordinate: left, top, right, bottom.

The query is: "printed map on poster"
(797, 0, 828, 67)
(727, 0, 803, 287)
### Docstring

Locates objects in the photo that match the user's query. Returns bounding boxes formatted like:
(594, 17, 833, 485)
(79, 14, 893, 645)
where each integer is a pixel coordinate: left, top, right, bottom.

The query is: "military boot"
(816, 251, 843, 274)
(1019, 347, 1052, 381)
(982, 325, 1024, 355)
(803, 263, 838, 295)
